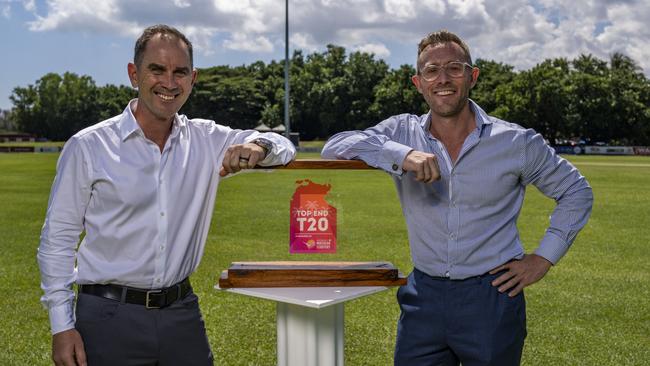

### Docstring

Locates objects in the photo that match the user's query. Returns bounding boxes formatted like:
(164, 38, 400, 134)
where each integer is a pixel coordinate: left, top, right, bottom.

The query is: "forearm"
(38, 136, 90, 334)
(38, 238, 78, 334)
(322, 131, 412, 174)
(535, 182, 593, 264)
(523, 131, 594, 264)
(247, 132, 296, 166)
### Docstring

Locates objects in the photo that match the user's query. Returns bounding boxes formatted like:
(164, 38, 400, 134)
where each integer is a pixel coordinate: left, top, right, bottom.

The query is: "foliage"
(1, 154, 649, 365)
(493, 59, 573, 143)
(10, 73, 135, 140)
(7, 50, 650, 144)
(369, 64, 428, 122)
(470, 59, 516, 113)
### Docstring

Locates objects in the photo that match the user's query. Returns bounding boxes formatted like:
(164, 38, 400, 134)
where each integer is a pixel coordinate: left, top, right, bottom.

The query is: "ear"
(469, 67, 480, 89)
(411, 74, 424, 94)
(127, 63, 138, 88)
(191, 68, 198, 87)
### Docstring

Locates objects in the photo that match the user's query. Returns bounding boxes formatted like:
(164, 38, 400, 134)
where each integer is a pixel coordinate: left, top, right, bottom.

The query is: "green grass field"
(1, 153, 648, 365)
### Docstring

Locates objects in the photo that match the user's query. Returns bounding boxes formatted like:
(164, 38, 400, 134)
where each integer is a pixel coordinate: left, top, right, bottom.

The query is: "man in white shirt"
(38, 24, 295, 366)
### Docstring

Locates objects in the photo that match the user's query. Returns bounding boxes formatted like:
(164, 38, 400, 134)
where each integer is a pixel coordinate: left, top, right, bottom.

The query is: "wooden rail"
(255, 159, 374, 170)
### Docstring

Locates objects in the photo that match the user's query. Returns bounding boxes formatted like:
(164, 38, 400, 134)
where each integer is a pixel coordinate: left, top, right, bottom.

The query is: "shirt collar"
(119, 99, 185, 142)
(420, 99, 493, 136)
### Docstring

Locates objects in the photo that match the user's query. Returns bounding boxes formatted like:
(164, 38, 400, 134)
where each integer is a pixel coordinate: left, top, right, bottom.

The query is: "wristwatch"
(252, 138, 273, 158)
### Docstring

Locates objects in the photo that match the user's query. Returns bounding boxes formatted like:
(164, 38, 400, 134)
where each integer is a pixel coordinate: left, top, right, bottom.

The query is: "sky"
(1, 0, 649, 110)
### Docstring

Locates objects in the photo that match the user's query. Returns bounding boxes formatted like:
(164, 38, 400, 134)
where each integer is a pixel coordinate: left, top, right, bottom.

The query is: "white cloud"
(223, 32, 274, 53)
(173, 0, 191, 8)
(384, 0, 417, 20)
(354, 42, 391, 58)
(0, 0, 37, 18)
(1, 4, 10, 18)
(18, 0, 650, 75)
(22, 0, 34, 12)
(291, 32, 319, 52)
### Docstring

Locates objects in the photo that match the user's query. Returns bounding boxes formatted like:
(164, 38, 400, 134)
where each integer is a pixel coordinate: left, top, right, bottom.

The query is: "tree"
(290, 45, 349, 139)
(606, 53, 650, 144)
(8, 49, 649, 144)
(369, 64, 427, 122)
(343, 51, 389, 130)
(97, 85, 137, 121)
(0, 109, 15, 131)
(182, 66, 266, 129)
(10, 72, 100, 140)
(494, 59, 572, 144)
(470, 59, 516, 114)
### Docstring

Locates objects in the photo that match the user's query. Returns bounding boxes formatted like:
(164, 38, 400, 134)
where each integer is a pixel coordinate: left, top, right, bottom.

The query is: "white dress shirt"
(38, 99, 296, 334)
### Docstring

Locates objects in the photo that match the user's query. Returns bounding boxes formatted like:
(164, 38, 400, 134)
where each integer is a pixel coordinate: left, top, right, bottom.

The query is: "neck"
(429, 105, 476, 142)
(428, 105, 476, 164)
(132, 103, 174, 152)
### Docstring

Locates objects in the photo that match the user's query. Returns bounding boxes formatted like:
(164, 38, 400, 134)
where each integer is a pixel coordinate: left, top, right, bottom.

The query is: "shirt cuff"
(378, 140, 413, 175)
(534, 232, 569, 265)
(49, 303, 75, 335)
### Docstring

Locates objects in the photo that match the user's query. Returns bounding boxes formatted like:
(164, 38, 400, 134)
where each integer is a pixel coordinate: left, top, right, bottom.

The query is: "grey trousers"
(75, 291, 213, 366)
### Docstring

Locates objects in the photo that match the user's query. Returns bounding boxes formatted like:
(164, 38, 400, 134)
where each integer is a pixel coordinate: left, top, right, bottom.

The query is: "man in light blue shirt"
(322, 30, 592, 366)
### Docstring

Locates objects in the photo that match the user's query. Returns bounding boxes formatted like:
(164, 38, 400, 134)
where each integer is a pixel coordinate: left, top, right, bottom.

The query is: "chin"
(431, 99, 466, 117)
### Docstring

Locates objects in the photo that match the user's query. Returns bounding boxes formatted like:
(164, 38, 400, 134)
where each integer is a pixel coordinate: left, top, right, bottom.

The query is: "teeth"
(156, 93, 175, 101)
(435, 90, 454, 96)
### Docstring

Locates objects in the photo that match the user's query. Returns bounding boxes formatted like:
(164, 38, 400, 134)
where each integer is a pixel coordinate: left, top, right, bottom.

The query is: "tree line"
(8, 45, 650, 144)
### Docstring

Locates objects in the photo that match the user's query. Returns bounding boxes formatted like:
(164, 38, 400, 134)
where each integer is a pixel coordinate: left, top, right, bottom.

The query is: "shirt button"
(450, 233, 456, 240)
(156, 278, 161, 283)
(450, 201, 456, 207)
(160, 212, 165, 216)
(444, 271, 450, 278)
(392, 164, 399, 171)
(160, 245, 165, 251)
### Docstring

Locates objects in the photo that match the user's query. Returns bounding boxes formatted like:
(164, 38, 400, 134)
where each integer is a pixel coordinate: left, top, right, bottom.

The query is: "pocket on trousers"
(396, 272, 417, 307)
(180, 292, 199, 309)
(75, 294, 120, 324)
(502, 291, 527, 331)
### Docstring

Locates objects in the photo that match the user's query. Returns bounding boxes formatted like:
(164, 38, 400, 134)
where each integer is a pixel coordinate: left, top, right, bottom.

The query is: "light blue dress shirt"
(322, 101, 593, 279)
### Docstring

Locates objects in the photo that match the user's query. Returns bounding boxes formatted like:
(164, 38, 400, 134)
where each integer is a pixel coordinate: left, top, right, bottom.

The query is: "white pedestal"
(217, 286, 388, 366)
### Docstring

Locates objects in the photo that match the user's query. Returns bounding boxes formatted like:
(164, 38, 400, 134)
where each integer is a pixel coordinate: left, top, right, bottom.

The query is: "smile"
(434, 90, 455, 96)
(155, 92, 177, 101)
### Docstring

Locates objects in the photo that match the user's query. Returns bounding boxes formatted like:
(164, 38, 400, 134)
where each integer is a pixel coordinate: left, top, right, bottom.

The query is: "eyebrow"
(146, 63, 190, 74)
(147, 63, 166, 72)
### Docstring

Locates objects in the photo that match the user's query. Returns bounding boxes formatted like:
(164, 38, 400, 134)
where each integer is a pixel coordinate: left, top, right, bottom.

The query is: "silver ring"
(239, 157, 249, 162)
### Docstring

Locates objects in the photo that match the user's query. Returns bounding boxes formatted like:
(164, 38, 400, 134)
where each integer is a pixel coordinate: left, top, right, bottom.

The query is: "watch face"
(254, 139, 272, 156)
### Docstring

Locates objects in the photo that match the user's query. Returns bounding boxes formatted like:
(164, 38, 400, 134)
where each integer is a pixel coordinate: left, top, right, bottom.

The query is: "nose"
(435, 69, 451, 84)
(160, 72, 178, 89)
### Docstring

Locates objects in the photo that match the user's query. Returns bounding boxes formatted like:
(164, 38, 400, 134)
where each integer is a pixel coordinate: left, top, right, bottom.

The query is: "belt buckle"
(145, 290, 162, 309)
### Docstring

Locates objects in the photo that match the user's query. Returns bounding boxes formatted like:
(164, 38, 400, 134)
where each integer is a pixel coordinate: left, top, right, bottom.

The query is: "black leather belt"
(79, 278, 192, 309)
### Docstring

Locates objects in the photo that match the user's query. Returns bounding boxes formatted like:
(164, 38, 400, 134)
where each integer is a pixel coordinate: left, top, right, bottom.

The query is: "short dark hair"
(417, 30, 472, 69)
(134, 24, 193, 68)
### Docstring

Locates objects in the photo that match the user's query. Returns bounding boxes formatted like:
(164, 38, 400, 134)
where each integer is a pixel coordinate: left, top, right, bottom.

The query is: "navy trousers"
(394, 268, 526, 366)
(75, 291, 213, 366)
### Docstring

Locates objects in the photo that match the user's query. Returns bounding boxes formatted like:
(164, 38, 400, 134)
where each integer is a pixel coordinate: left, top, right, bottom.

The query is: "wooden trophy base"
(218, 261, 407, 288)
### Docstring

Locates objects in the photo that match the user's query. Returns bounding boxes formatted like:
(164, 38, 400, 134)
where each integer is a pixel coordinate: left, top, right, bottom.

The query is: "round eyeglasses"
(419, 61, 473, 81)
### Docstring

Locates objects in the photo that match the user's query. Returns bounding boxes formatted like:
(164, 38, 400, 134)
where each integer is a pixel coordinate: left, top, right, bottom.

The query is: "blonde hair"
(417, 30, 472, 68)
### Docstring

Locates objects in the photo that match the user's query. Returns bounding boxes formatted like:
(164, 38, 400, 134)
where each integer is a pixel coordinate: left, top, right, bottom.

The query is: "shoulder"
(381, 113, 426, 126)
(182, 115, 232, 135)
(376, 113, 428, 133)
(484, 115, 539, 141)
(70, 114, 122, 145)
